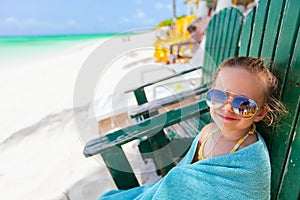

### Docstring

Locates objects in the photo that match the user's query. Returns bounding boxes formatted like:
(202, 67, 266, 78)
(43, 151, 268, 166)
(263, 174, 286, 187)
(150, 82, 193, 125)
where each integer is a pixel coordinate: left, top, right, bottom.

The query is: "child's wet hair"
(214, 57, 288, 126)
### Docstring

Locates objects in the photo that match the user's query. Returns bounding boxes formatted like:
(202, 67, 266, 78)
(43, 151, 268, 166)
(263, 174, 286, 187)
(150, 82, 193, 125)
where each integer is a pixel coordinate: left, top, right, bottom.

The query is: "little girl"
(193, 57, 287, 162)
(100, 57, 287, 200)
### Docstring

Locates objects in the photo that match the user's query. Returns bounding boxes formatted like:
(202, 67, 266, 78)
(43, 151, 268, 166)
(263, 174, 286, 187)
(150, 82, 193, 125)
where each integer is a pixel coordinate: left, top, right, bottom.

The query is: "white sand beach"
(0, 29, 203, 200)
(0, 31, 156, 200)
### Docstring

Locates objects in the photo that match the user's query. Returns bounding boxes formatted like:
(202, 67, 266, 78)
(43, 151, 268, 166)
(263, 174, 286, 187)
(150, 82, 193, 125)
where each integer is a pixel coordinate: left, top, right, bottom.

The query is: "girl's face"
(210, 67, 267, 132)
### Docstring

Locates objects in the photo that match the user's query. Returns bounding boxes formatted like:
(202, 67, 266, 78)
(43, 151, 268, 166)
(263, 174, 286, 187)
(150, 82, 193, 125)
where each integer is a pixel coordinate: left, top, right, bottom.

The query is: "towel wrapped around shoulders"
(100, 133, 271, 200)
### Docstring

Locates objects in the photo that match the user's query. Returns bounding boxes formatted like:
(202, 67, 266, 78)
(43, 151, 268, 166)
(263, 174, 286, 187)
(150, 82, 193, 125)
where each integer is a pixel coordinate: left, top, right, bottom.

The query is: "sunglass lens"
(232, 97, 258, 118)
(206, 89, 227, 108)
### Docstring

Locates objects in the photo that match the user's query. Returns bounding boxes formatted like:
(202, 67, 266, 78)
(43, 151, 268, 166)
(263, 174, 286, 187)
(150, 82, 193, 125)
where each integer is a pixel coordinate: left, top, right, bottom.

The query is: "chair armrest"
(83, 99, 208, 157)
(125, 66, 202, 94)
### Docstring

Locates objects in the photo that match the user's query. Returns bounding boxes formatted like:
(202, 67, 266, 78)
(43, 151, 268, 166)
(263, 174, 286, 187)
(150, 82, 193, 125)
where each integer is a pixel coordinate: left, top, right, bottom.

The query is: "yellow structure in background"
(154, 14, 196, 63)
(153, 0, 206, 64)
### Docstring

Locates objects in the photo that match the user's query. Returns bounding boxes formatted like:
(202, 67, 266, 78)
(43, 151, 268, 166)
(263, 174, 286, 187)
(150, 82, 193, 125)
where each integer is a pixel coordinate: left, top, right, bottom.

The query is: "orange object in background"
(153, 15, 196, 64)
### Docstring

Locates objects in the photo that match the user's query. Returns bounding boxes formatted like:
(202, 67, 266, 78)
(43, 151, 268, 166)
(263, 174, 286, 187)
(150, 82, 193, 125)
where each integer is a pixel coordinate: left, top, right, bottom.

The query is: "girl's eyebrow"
(224, 90, 251, 98)
(212, 87, 251, 98)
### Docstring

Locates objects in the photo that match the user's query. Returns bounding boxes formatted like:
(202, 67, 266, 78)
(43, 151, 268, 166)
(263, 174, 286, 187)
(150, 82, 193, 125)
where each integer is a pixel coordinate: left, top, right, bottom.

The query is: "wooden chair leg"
(100, 146, 139, 190)
(138, 130, 175, 176)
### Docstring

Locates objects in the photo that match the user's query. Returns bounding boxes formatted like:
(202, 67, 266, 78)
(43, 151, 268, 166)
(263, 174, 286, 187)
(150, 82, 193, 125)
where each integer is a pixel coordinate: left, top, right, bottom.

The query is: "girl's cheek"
(210, 109, 217, 120)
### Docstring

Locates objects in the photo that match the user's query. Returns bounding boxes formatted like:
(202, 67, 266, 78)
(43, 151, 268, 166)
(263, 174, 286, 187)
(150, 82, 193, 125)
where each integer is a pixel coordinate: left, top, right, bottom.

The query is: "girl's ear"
(254, 107, 269, 122)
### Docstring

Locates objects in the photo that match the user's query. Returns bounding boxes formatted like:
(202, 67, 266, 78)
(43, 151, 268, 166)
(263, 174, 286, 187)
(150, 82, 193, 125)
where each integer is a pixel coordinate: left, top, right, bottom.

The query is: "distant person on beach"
(99, 57, 287, 199)
(188, 16, 211, 44)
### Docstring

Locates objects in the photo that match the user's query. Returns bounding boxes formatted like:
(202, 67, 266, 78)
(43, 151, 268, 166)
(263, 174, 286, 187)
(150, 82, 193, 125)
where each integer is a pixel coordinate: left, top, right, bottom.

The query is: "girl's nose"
(223, 98, 234, 112)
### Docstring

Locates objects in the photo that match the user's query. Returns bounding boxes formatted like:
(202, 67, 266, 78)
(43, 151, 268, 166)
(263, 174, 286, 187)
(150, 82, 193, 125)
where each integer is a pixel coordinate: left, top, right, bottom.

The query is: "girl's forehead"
(214, 68, 264, 101)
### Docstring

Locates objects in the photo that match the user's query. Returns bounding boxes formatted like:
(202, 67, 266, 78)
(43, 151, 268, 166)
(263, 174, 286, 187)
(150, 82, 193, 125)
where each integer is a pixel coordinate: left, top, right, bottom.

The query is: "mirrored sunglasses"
(206, 89, 259, 118)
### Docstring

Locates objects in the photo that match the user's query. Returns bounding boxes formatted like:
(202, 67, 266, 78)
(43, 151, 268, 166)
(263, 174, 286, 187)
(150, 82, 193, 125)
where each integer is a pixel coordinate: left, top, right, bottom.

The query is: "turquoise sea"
(0, 33, 116, 63)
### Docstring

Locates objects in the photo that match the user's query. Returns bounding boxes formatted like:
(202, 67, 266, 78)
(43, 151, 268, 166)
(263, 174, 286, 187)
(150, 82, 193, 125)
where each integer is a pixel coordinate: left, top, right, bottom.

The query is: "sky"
(0, 0, 188, 36)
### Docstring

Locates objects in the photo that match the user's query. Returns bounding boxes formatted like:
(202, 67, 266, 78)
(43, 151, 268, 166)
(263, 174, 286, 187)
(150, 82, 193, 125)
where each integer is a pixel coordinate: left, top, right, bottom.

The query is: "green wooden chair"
(84, 0, 299, 198)
(128, 6, 244, 172)
(84, 7, 243, 189)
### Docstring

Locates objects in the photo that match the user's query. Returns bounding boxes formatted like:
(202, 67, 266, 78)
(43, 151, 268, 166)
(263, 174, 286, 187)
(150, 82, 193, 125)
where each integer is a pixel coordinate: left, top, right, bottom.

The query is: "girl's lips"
(218, 114, 238, 120)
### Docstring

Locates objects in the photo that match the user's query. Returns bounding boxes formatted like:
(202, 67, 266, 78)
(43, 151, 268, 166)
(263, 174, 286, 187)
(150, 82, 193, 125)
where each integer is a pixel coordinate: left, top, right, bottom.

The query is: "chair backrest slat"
(277, 98, 300, 199)
(220, 8, 244, 62)
(215, 9, 227, 65)
(202, 17, 215, 83)
(210, 13, 220, 63)
(260, 0, 285, 59)
(276, 28, 300, 199)
(249, 0, 270, 56)
(228, 9, 244, 58)
(222, 9, 234, 59)
(204, 14, 218, 83)
(239, 8, 255, 56)
(272, 0, 299, 96)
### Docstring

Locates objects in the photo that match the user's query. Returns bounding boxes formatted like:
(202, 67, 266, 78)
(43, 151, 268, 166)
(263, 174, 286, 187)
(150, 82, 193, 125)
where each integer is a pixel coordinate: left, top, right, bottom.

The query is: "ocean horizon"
(0, 33, 127, 64)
